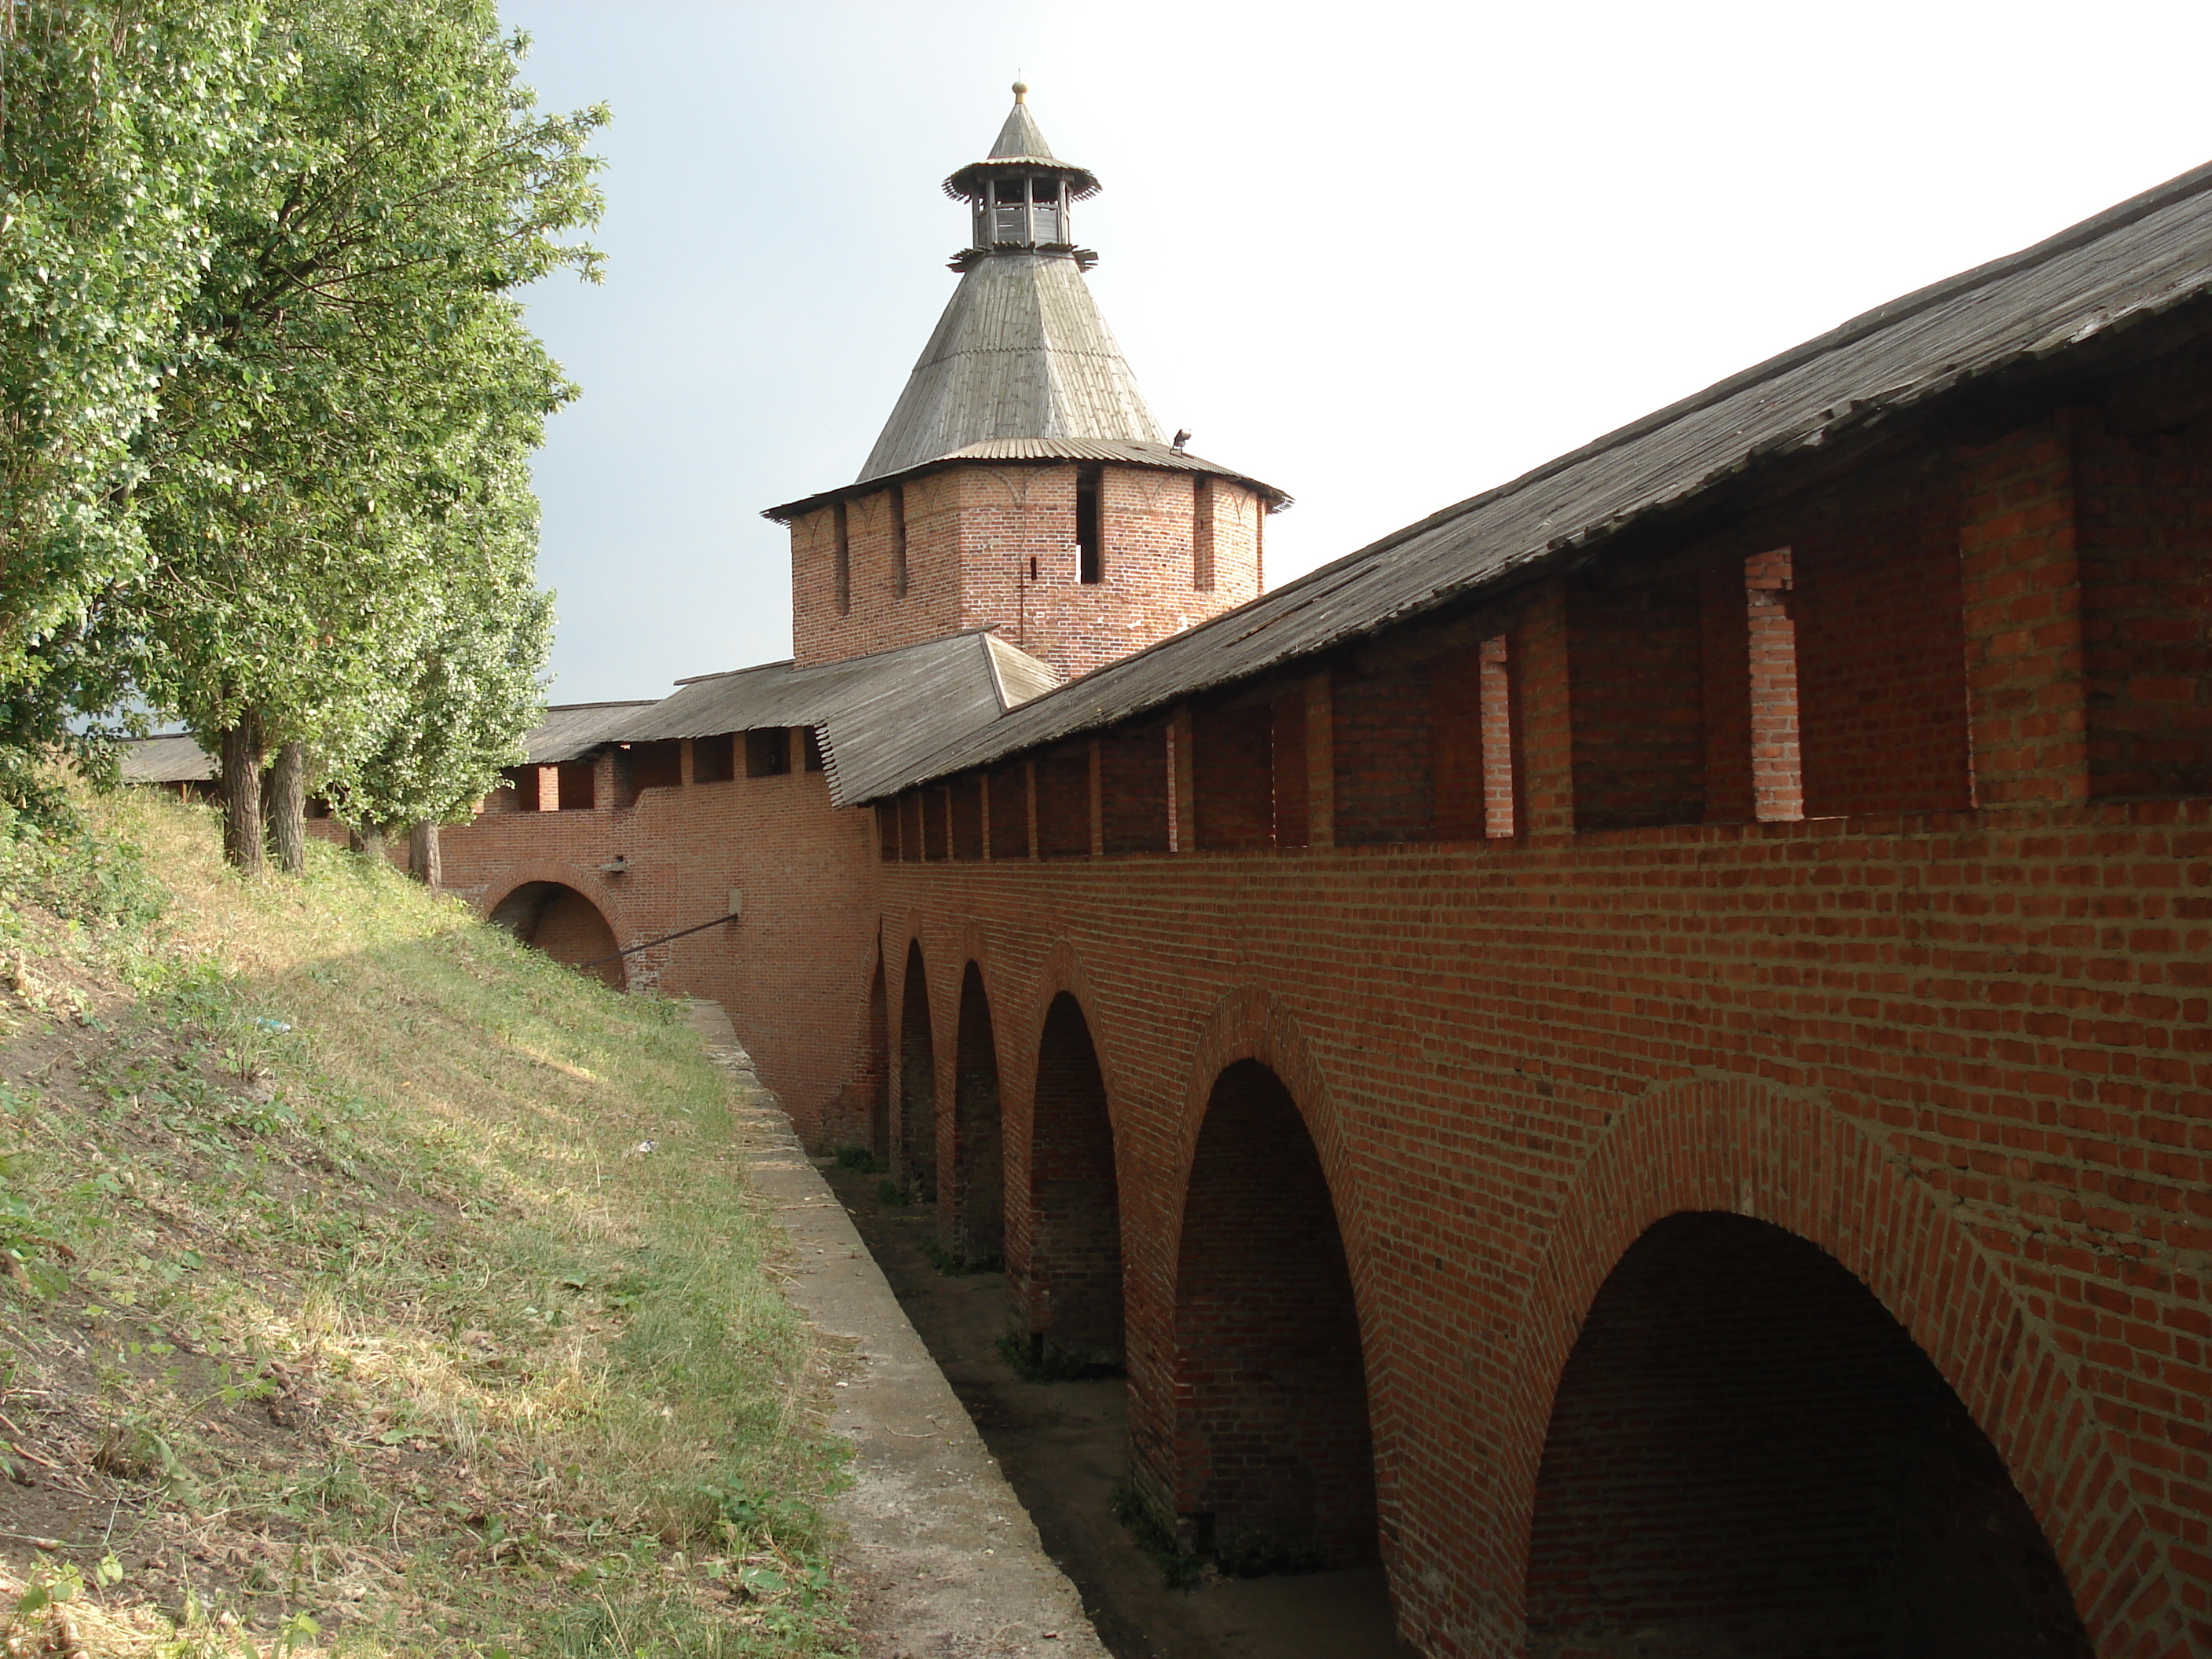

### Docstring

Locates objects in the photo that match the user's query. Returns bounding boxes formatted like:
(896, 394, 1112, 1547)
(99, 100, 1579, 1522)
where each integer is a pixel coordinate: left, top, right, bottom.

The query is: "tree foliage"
(2, 0, 603, 859)
(0, 0, 272, 797)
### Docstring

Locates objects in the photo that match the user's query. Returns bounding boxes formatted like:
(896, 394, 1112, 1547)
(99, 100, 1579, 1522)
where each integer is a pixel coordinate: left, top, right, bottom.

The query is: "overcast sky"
(499, 0, 2212, 705)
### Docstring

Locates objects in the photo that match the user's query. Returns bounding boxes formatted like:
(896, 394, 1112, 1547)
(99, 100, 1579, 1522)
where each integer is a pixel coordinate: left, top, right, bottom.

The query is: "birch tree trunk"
(264, 741, 308, 875)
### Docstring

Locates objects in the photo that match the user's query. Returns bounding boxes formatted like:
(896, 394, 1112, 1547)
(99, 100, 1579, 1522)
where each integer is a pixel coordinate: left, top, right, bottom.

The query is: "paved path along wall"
(690, 1002, 1108, 1659)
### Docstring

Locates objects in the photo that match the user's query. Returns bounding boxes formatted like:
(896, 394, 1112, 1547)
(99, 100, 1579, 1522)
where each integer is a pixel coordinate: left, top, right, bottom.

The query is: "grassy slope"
(0, 788, 848, 1657)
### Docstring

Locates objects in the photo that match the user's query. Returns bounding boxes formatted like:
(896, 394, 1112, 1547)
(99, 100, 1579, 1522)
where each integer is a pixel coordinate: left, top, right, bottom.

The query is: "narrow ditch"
(819, 1162, 1418, 1659)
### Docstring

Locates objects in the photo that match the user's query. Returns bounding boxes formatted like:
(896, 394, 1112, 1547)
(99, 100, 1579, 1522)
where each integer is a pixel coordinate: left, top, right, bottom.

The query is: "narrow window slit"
(833, 501, 851, 615)
(1076, 465, 1103, 584)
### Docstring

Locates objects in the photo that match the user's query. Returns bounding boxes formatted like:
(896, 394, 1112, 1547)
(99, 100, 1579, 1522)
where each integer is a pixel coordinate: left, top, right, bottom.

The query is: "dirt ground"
(820, 1166, 1419, 1659)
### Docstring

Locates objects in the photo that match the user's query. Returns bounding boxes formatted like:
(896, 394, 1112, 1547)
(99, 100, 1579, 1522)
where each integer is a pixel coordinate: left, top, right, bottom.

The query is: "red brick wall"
(2079, 415, 2212, 800)
(1567, 577, 1707, 831)
(880, 791, 2207, 1658)
(445, 390, 2208, 1655)
(789, 463, 1268, 680)
(791, 474, 962, 668)
(1793, 462, 1974, 816)
(435, 741, 882, 1148)
(864, 406, 2211, 1655)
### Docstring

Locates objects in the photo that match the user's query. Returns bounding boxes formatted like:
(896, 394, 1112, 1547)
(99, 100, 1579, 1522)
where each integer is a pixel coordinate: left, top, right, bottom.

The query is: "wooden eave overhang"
(760, 438, 1291, 525)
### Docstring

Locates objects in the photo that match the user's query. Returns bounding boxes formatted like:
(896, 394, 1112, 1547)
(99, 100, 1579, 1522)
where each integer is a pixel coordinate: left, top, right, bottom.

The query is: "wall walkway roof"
(119, 633, 1059, 814)
(854, 156, 2212, 802)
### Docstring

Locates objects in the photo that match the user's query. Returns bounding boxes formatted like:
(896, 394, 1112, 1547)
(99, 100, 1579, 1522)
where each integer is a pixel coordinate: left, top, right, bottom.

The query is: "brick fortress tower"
(767, 84, 1287, 682)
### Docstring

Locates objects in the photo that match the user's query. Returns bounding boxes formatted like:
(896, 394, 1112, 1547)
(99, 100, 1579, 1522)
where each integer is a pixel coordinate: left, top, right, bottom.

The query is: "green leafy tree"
(319, 354, 556, 861)
(0, 0, 270, 808)
(128, 0, 600, 871)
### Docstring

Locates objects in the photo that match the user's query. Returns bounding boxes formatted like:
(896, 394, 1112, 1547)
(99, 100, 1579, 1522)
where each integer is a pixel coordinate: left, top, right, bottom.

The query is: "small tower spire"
(945, 82, 1099, 269)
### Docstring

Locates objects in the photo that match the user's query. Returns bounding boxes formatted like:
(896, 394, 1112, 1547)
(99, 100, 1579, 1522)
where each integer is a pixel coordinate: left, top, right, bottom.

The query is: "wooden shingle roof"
(858, 248, 1162, 483)
(855, 157, 2212, 803)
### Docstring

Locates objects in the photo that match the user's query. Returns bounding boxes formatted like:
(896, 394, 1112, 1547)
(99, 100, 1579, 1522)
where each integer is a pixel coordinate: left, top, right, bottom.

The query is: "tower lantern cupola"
(766, 82, 1287, 684)
(944, 82, 1099, 269)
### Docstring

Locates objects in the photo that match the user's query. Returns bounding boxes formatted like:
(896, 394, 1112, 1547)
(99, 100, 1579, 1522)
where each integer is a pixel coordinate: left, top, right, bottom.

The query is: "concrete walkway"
(687, 1003, 1109, 1659)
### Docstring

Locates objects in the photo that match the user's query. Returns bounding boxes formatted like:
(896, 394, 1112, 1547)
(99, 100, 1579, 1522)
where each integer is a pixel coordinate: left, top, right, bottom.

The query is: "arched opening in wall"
(1525, 1212, 2092, 1659)
(486, 882, 624, 989)
(950, 963, 1003, 1266)
(866, 961, 889, 1163)
(898, 943, 936, 1201)
(1024, 994, 1120, 1370)
(1172, 1060, 1376, 1573)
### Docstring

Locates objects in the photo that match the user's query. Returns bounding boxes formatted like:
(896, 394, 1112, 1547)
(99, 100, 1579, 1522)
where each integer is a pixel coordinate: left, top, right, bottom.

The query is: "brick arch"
(1023, 938, 1129, 1122)
(480, 866, 632, 989)
(1008, 939, 1128, 1367)
(1503, 1075, 2166, 1655)
(1171, 985, 1368, 1297)
(890, 931, 939, 1196)
(477, 861, 631, 939)
(946, 958, 1006, 1261)
(1148, 1024, 1382, 1571)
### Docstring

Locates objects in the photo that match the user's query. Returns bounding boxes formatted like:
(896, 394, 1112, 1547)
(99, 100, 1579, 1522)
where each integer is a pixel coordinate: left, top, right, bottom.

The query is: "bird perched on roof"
(1171, 428, 1192, 453)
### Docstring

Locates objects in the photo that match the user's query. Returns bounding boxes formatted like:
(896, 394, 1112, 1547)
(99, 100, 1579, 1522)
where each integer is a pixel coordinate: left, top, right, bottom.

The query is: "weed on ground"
(0, 787, 851, 1656)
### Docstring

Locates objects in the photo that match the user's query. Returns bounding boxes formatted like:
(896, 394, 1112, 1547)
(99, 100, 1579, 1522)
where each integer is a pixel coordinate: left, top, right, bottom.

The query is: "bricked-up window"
(800, 727, 824, 771)
(986, 762, 1030, 858)
(1527, 1214, 2092, 1657)
(493, 765, 537, 812)
(1792, 473, 1971, 817)
(1434, 633, 1519, 842)
(1174, 1061, 1379, 1569)
(1075, 464, 1103, 584)
(833, 500, 851, 615)
(1192, 476, 1216, 592)
(1192, 701, 1273, 850)
(1024, 994, 1123, 1367)
(898, 943, 936, 1199)
(1569, 577, 1706, 833)
(1100, 724, 1170, 855)
(555, 759, 595, 810)
(1271, 688, 1310, 848)
(745, 727, 791, 777)
(875, 802, 899, 860)
(921, 786, 950, 861)
(890, 484, 909, 599)
(949, 775, 984, 860)
(1334, 660, 1435, 845)
(691, 733, 735, 785)
(624, 739, 681, 793)
(1036, 746, 1092, 858)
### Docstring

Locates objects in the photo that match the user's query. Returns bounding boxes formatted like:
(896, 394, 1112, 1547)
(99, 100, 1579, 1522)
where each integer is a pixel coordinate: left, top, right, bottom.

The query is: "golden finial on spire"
(1012, 79, 1028, 102)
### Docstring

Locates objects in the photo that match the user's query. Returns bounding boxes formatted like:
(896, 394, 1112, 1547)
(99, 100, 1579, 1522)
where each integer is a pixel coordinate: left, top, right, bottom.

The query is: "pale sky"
(500, 0, 2212, 705)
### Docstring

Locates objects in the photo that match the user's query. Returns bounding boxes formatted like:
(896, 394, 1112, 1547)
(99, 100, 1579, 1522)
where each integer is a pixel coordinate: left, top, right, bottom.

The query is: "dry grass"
(0, 786, 851, 1657)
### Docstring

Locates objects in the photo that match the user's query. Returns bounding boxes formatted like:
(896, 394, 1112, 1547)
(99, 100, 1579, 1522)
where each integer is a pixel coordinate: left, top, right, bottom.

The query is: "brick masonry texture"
(789, 463, 1265, 681)
(435, 372, 2210, 1654)
(863, 405, 2212, 1658)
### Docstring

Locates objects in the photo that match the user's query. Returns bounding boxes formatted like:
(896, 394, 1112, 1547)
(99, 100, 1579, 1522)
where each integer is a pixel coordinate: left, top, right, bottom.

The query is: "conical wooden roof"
(859, 252, 1162, 482)
(860, 91, 1156, 482)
